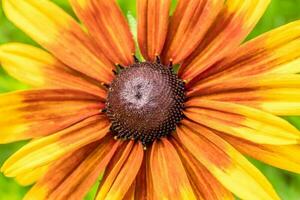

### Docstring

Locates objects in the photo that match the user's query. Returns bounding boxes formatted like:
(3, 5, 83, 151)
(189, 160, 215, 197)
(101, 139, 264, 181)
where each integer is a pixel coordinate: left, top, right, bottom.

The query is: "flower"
(0, 0, 300, 199)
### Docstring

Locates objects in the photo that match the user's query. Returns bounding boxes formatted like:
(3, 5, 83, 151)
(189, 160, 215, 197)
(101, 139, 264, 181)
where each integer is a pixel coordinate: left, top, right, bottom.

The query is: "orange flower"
(0, 0, 300, 199)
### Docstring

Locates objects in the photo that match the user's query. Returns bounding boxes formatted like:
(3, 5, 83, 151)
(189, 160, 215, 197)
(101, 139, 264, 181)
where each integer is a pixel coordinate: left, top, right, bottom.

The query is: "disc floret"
(105, 57, 185, 147)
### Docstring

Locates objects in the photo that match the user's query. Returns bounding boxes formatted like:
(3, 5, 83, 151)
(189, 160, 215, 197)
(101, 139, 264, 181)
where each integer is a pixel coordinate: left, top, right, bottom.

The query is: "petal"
(188, 74, 300, 97)
(49, 138, 119, 200)
(145, 148, 155, 200)
(100, 143, 143, 200)
(70, 0, 135, 66)
(135, 149, 155, 200)
(95, 141, 144, 200)
(188, 74, 300, 116)
(137, 0, 172, 61)
(188, 71, 300, 115)
(15, 164, 49, 186)
(162, 0, 223, 64)
(185, 99, 300, 145)
(257, 102, 300, 116)
(173, 139, 234, 200)
(220, 134, 300, 174)
(134, 155, 151, 200)
(0, 89, 103, 143)
(26, 137, 120, 200)
(123, 181, 136, 200)
(24, 141, 99, 199)
(198, 89, 300, 116)
(187, 20, 300, 89)
(1, 115, 109, 177)
(95, 142, 133, 200)
(197, 89, 300, 104)
(3, 0, 114, 83)
(180, 0, 270, 83)
(177, 123, 280, 200)
(0, 43, 107, 98)
(150, 138, 196, 200)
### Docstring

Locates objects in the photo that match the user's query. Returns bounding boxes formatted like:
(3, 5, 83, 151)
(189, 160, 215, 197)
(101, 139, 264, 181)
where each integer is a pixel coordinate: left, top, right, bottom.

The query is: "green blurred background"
(0, 0, 300, 199)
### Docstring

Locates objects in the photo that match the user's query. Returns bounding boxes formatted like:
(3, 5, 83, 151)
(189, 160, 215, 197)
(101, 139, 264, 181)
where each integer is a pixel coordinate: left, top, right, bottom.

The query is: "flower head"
(0, 0, 300, 199)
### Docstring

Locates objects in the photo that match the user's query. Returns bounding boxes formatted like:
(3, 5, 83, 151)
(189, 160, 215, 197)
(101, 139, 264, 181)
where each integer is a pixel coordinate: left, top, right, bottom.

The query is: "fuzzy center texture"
(105, 61, 185, 147)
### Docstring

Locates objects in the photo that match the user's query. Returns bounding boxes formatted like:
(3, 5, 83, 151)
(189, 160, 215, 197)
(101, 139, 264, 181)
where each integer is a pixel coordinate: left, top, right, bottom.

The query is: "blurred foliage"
(0, 0, 300, 199)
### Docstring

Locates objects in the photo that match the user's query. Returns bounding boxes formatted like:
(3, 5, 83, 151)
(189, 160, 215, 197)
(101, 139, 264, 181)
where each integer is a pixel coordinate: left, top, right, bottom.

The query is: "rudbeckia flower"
(1, 0, 300, 199)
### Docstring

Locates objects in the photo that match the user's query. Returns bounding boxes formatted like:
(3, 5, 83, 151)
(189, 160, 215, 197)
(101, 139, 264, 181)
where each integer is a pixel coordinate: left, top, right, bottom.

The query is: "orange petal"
(47, 138, 120, 200)
(123, 181, 136, 200)
(195, 89, 300, 116)
(1, 115, 110, 177)
(192, 88, 300, 103)
(173, 138, 234, 200)
(150, 138, 196, 200)
(0, 43, 106, 98)
(177, 123, 280, 200)
(185, 99, 300, 145)
(96, 141, 144, 200)
(103, 143, 143, 199)
(187, 73, 300, 97)
(70, 0, 135, 66)
(3, 0, 114, 83)
(180, 0, 270, 84)
(137, 0, 172, 61)
(0, 89, 103, 143)
(187, 20, 300, 90)
(24, 140, 100, 199)
(95, 141, 133, 199)
(162, 0, 223, 64)
(137, 148, 155, 200)
(188, 75, 300, 115)
(134, 155, 151, 200)
(220, 134, 300, 174)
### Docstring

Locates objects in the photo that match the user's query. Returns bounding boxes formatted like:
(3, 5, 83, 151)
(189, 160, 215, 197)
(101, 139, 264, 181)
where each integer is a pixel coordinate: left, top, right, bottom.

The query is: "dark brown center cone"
(105, 61, 185, 147)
